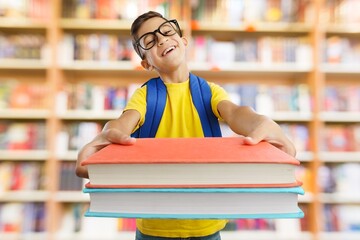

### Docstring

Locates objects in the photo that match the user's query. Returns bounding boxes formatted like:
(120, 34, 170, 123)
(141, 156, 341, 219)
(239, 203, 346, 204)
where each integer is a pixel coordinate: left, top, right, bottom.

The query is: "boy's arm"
(75, 109, 140, 178)
(217, 100, 296, 157)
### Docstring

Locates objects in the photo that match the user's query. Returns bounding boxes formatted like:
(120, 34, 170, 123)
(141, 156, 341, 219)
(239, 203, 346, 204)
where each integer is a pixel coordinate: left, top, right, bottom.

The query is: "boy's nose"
(156, 32, 168, 46)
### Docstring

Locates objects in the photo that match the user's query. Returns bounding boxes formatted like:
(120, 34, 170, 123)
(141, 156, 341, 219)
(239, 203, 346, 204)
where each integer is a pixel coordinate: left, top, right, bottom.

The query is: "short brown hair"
(131, 11, 167, 59)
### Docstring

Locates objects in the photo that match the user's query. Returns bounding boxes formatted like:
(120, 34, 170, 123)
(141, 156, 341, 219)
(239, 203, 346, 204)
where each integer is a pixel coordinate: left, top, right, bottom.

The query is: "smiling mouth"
(162, 46, 176, 56)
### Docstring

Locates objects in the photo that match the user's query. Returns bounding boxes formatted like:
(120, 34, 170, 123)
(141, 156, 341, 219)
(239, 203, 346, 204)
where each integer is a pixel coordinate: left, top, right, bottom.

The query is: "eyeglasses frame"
(134, 19, 182, 59)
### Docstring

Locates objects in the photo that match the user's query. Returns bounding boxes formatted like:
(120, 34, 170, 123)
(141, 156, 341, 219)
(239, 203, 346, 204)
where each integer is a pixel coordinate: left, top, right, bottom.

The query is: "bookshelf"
(1, 0, 360, 239)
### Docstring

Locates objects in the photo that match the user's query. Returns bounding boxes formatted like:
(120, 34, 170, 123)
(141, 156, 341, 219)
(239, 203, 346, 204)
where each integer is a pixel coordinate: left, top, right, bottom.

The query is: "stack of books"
(82, 137, 304, 219)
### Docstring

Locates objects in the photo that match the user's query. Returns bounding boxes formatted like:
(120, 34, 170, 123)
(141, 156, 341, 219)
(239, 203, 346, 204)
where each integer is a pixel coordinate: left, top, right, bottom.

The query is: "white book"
(84, 187, 304, 219)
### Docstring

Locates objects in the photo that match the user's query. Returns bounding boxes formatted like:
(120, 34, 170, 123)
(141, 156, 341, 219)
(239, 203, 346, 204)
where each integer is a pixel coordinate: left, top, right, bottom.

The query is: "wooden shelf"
(326, 23, 360, 34)
(189, 62, 313, 73)
(55, 191, 89, 202)
(270, 112, 313, 122)
(0, 109, 50, 119)
(299, 192, 314, 203)
(57, 110, 121, 120)
(60, 60, 141, 71)
(322, 64, 360, 74)
(56, 151, 78, 161)
(60, 18, 132, 30)
(319, 232, 360, 240)
(0, 150, 49, 160)
(0, 191, 50, 202)
(296, 151, 314, 162)
(0, 18, 48, 29)
(0, 233, 48, 240)
(319, 152, 360, 162)
(320, 112, 360, 122)
(55, 231, 135, 240)
(220, 230, 313, 240)
(319, 193, 360, 204)
(0, 59, 48, 70)
(192, 22, 312, 33)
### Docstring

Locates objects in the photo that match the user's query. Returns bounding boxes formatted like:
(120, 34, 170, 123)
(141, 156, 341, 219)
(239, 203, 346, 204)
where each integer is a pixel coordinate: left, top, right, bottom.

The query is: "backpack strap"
(131, 77, 166, 138)
(189, 73, 222, 137)
(131, 73, 222, 138)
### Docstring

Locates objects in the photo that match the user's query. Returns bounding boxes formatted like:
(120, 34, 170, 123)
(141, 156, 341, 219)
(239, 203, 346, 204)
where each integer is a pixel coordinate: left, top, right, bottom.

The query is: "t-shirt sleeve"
(209, 82, 230, 120)
(123, 85, 147, 128)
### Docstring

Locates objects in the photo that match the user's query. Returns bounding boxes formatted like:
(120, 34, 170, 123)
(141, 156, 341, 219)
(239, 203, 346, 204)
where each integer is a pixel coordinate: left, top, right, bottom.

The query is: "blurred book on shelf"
(191, 0, 312, 24)
(56, 122, 102, 155)
(323, 204, 360, 232)
(0, 80, 48, 110)
(323, 0, 360, 23)
(324, 36, 360, 65)
(0, 0, 49, 20)
(189, 36, 312, 67)
(319, 163, 360, 197)
(0, 33, 46, 60)
(0, 121, 46, 150)
(58, 34, 133, 64)
(56, 82, 128, 113)
(0, 161, 45, 192)
(322, 124, 360, 152)
(221, 83, 311, 115)
(59, 162, 84, 191)
(0, 203, 46, 233)
(324, 86, 360, 112)
(61, 0, 185, 20)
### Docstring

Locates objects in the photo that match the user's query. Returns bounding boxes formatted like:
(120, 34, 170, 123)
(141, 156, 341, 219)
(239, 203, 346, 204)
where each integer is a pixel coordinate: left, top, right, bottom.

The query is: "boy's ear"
(141, 59, 153, 71)
(182, 37, 188, 46)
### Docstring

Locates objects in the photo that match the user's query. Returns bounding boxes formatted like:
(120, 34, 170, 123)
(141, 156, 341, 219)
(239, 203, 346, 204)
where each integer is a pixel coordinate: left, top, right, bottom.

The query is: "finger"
(260, 138, 296, 157)
(237, 136, 258, 145)
(104, 129, 136, 145)
(241, 129, 296, 156)
(243, 128, 267, 145)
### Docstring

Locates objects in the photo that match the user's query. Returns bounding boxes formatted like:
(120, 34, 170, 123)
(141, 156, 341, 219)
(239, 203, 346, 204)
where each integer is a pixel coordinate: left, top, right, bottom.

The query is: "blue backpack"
(131, 73, 222, 138)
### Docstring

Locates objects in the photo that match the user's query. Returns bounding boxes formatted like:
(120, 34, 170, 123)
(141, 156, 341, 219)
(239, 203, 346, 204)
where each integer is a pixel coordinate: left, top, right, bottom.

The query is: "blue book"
(84, 187, 304, 219)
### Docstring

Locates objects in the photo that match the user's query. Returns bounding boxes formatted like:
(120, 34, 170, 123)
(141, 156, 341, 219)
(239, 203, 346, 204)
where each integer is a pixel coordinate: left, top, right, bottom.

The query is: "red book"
(82, 137, 301, 188)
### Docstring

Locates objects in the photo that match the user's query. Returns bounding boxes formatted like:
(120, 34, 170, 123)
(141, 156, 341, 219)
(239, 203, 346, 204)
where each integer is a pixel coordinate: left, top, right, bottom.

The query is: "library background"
(0, 0, 359, 239)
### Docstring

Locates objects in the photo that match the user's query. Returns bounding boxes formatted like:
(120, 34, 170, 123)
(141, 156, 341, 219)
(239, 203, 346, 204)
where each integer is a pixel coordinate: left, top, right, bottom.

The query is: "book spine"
(0, 80, 48, 109)
(0, 122, 46, 150)
(0, 33, 46, 60)
(59, 162, 84, 191)
(218, 83, 311, 115)
(60, 82, 128, 112)
(0, 203, 46, 233)
(189, 35, 312, 66)
(323, 124, 360, 151)
(60, 122, 102, 151)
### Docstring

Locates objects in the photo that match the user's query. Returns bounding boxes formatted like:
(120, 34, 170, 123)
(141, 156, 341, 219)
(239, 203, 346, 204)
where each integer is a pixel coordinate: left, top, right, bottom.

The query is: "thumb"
(241, 127, 266, 145)
(243, 129, 296, 156)
(104, 128, 136, 145)
(239, 136, 259, 145)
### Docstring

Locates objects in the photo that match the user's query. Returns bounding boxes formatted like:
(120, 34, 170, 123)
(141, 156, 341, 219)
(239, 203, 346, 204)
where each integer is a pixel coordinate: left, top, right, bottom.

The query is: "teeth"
(163, 46, 175, 56)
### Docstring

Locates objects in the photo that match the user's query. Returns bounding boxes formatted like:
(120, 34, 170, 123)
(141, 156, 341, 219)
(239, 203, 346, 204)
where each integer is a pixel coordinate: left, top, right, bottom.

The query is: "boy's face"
(137, 17, 188, 73)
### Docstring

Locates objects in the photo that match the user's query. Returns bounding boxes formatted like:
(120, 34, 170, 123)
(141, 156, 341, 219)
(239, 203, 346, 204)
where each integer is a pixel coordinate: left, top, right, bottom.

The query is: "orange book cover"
(82, 137, 302, 188)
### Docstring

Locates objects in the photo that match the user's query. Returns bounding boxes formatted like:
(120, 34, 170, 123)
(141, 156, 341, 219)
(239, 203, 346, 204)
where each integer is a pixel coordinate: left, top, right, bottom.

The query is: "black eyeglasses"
(134, 19, 182, 59)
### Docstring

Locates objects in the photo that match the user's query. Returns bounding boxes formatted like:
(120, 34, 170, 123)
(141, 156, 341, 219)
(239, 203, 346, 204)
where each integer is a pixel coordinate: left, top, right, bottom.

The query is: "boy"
(76, 11, 296, 240)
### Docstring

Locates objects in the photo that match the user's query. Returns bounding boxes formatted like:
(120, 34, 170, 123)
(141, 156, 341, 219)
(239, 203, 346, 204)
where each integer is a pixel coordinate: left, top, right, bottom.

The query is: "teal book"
(84, 187, 304, 219)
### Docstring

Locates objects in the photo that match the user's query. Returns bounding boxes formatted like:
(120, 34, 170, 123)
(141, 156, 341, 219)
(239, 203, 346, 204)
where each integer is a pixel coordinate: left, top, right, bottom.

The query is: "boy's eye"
(160, 25, 174, 35)
(143, 35, 155, 47)
(145, 39, 155, 47)
(163, 30, 173, 35)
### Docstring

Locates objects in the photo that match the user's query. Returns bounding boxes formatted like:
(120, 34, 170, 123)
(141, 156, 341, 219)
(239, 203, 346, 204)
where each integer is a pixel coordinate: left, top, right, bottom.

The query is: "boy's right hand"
(76, 129, 136, 178)
(76, 110, 140, 178)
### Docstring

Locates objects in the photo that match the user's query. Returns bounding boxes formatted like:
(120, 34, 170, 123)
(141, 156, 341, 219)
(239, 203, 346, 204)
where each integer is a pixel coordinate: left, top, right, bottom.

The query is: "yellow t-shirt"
(124, 78, 230, 238)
